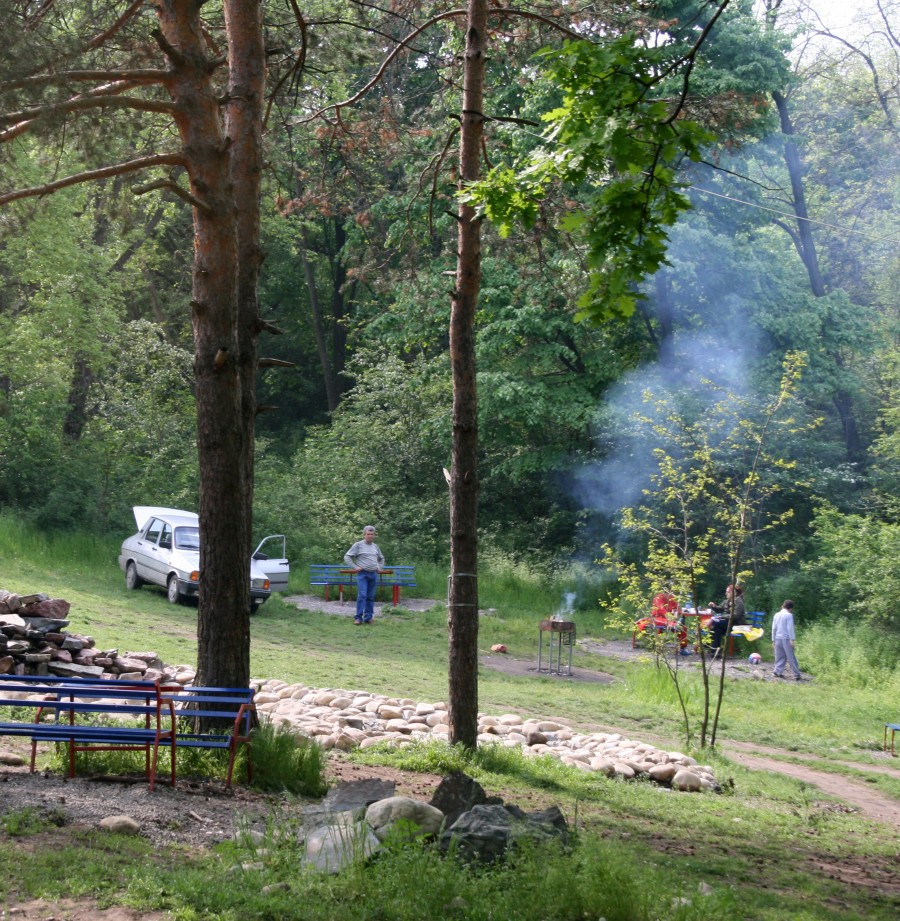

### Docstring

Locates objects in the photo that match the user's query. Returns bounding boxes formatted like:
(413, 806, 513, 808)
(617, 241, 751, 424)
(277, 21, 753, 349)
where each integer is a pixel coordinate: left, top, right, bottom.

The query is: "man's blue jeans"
(356, 570, 378, 622)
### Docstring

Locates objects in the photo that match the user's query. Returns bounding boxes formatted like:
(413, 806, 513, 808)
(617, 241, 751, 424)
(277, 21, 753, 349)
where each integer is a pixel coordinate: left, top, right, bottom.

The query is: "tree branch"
(0, 154, 188, 206)
(0, 95, 176, 127)
(131, 178, 212, 214)
(0, 69, 170, 94)
(87, 0, 146, 50)
(297, 7, 584, 123)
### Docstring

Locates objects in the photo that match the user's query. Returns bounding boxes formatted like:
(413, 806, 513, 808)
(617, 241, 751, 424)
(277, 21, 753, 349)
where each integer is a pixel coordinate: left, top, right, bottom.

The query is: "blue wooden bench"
(884, 722, 900, 756)
(0, 675, 256, 789)
(158, 683, 256, 787)
(0, 674, 176, 791)
(309, 564, 416, 606)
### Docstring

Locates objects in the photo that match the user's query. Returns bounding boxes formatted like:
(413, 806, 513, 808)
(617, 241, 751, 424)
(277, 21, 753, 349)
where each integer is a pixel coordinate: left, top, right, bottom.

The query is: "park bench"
(309, 564, 416, 606)
(884, 722, 900, 757)
(0, 675, 256, 790)
(0, 674, 176, 791)
(158, 683, 256, 787)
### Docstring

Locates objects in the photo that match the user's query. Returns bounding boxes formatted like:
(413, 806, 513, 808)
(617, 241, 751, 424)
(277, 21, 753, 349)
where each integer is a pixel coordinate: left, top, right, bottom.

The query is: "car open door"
(252, 535, 290, 593)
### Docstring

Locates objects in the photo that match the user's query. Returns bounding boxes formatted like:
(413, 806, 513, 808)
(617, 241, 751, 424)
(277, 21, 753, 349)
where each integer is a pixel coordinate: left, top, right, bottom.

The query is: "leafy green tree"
(602, 352, 810, 748)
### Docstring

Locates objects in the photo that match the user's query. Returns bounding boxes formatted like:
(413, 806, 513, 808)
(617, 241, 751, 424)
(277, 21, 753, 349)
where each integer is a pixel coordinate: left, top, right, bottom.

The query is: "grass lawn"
(1, 527, 898, 920)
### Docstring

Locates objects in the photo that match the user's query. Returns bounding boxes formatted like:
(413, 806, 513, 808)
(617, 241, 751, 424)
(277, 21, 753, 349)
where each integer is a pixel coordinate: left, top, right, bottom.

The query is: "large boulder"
(440, 803, 569, 864)
(303, 813, 380, 874)
(365, 796, 445, 841)
(429, 770, 495, 828)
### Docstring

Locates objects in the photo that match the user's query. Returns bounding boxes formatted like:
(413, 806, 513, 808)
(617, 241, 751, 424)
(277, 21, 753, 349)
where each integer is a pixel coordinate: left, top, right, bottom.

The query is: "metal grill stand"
(538, 620, 575, 676)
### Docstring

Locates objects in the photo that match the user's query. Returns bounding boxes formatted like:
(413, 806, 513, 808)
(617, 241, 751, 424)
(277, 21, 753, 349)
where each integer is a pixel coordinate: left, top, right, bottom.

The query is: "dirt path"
(719, 743, 900, 828)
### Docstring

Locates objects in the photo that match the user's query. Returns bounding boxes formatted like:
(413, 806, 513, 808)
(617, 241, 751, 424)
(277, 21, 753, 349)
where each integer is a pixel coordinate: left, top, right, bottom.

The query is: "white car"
(118, 506, 290, 613)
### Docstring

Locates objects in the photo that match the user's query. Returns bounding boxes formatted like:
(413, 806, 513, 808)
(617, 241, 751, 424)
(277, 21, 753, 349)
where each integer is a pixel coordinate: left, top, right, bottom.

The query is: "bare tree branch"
(131, 177, 212, 213)
(297, 7, 584, 123)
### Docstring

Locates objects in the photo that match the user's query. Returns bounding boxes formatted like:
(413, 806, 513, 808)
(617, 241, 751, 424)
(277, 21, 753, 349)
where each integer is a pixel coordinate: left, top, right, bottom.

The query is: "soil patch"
(479, 652, 615, 683)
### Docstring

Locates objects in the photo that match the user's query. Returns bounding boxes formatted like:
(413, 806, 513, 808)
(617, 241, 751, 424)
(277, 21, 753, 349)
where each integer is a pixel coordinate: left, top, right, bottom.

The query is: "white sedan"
(118, 506, 289, 613)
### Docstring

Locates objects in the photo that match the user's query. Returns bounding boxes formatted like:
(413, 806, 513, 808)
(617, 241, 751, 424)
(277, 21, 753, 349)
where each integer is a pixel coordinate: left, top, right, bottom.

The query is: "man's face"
(364, 530, 375, 543)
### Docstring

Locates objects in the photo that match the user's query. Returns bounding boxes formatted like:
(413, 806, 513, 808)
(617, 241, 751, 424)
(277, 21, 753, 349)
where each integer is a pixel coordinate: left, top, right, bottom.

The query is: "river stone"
(672, 769, 703, 792)
(99, 815, 141, 835)
(303, 813, 380, 873)
(649, 763, 679, 783)
(365, 796, 445, 841)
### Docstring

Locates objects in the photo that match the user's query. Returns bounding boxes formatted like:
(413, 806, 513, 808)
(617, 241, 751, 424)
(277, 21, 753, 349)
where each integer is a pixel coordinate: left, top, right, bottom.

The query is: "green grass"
(1, 513, 899, 920)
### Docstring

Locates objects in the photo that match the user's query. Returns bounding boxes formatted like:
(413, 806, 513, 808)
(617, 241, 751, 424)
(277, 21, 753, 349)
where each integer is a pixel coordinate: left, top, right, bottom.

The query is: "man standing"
(771, 599, 802, 680)
(344, 526, 385, 625)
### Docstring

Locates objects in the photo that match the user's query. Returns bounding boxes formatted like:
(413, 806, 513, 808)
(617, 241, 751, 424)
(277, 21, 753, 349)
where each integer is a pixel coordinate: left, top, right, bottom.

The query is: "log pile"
(0, 589, 193, 684)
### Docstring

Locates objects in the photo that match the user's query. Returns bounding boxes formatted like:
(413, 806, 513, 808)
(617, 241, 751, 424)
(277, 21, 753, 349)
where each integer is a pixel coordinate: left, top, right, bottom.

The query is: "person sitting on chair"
(708, 584, 746, 656)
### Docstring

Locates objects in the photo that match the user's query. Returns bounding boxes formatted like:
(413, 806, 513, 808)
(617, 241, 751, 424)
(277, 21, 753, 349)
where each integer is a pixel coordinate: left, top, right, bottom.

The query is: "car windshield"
(175, 526, 200, 551)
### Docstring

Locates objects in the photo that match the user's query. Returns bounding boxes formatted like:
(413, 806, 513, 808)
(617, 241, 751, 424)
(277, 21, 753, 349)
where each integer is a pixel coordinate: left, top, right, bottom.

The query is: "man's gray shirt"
(344, 541, 385, 572)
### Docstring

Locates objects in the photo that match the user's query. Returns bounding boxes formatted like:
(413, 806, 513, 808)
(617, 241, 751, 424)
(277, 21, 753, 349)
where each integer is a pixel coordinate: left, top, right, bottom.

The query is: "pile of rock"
(295, 771, 570, 873)
(0, 589, 194, 685)
(251, 679, 720, 793)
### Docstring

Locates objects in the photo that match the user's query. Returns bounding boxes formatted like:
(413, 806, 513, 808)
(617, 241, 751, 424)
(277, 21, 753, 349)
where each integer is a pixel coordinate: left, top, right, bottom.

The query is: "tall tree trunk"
(773, 89, 863, 465)
(447, 0, 486, 750)
(330, 217, 350, 398)
(156, 1, 249, 691)
(299, 223, 339, 412)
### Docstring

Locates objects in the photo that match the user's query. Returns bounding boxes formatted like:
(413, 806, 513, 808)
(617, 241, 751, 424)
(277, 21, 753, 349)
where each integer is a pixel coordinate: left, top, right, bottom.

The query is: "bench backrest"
(159, 684, 255, 734)
(0, 674, 166, 718)
(747, 611, 766, 629)
(309, 564, 416, 585)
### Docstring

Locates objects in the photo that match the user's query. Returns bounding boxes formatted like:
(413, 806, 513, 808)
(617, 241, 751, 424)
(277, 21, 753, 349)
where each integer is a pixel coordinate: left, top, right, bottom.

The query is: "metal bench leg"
(393, 585, 400, 606)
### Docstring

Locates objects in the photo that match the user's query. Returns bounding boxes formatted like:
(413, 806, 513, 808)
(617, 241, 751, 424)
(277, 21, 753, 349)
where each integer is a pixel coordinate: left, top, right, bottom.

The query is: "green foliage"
(601, 353, 812, 746)
(250, 721, 328, 796)
(803, 506, 900, 630)
(465, 36, 712, 322)
(1, 805, 66, 836)
(268, 348, 452, 562)
(800, 619, 900, 694)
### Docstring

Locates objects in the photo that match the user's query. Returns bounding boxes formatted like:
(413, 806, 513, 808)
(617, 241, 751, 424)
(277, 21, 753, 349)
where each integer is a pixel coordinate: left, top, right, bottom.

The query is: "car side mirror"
(253, 552, 267, 561)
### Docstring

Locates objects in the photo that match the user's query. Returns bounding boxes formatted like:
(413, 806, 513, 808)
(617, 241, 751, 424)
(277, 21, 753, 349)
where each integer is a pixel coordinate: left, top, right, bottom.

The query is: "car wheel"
(166, 576, 181, 605)
(125, 562, 143, 591)
(250, 601, 262, 615)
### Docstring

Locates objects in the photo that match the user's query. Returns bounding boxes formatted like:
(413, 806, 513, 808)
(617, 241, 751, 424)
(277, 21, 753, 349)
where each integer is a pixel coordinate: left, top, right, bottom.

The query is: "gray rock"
(429, 771, 491, 827)
(365, 796, 445, 841)
(303, 778, 396, 825)
(99, 815, 141, 835)
(48, 661, 104, 679)
(303, 813, 380, 873)
(21, 617, 70, 634)
(441, 803, 569, 863)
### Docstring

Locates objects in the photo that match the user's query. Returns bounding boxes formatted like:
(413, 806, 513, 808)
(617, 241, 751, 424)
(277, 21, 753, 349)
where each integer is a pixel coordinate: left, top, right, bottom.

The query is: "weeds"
(1, 805, 66, 836)
(250, 720, 328, 795)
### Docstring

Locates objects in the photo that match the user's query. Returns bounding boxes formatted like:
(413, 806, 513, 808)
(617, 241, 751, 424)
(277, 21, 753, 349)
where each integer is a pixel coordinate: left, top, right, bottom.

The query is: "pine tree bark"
(156, 1, 250, 690)
(447, 0, 486, 750)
